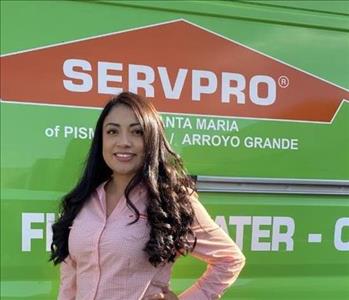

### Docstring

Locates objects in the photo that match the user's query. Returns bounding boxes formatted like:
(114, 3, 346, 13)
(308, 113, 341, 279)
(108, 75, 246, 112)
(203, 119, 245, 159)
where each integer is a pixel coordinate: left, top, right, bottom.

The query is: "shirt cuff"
(178, 282, 220, 300)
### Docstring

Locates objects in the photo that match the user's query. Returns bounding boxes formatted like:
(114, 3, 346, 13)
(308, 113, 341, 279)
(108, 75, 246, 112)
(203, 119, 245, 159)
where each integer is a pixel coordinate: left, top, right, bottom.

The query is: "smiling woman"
(50, 91, 245, 300)
(102, 104, 145, 187)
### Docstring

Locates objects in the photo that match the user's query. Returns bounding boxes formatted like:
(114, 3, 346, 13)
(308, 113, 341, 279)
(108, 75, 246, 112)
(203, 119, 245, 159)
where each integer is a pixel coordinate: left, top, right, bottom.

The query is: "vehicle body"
(1, 1, 348, 299)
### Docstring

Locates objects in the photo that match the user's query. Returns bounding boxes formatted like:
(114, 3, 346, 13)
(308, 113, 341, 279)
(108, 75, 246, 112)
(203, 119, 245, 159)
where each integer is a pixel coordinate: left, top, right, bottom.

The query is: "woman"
(50, 91, 245, 300)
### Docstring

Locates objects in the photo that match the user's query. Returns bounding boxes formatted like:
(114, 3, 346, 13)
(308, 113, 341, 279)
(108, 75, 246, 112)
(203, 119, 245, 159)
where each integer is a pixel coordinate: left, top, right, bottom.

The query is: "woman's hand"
(142, 287, 178, 300)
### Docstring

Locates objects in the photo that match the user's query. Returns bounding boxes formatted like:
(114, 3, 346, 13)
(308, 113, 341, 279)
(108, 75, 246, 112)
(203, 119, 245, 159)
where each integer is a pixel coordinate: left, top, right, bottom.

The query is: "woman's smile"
(102, 104, 145, 182)
(113, 152, 136, 162)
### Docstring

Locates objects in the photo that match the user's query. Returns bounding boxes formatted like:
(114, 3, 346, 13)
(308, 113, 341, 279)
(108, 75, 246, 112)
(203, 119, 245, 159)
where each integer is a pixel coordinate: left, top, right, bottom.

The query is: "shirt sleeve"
(57, 255, 77, 300)
(178, 193, 246, 300)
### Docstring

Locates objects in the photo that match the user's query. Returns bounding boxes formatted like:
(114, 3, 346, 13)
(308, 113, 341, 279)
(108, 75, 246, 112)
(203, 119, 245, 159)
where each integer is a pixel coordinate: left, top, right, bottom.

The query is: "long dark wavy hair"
(50, 91, 197, 267)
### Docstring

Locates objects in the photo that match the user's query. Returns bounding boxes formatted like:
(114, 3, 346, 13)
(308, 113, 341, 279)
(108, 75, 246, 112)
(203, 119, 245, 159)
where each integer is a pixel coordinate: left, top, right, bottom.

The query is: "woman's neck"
(108, 174, 133, 195)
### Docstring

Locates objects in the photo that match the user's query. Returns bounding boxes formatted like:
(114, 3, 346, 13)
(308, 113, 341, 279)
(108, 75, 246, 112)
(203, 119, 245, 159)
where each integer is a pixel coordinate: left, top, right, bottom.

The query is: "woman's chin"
(112, 169, 137, 178)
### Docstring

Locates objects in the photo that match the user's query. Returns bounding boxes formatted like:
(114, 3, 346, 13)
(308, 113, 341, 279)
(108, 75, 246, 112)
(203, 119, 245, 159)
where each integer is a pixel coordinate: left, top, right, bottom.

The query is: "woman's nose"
(116, 132, 131, 147)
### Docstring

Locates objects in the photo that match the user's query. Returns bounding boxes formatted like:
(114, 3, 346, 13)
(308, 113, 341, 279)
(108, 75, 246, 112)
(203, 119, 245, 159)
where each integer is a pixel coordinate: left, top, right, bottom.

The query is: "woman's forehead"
(104, 104, 140, 124)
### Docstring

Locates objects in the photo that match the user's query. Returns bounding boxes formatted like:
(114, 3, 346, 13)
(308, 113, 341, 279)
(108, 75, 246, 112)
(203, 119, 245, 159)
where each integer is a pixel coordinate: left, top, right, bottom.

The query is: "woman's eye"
(107, 129, 117, 135)
(133, 129, 143, 136)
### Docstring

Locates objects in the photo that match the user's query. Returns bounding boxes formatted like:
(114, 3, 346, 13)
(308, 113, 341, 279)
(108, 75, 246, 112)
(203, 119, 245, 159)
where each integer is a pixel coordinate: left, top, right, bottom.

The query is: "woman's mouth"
(113, 153, 135, 162)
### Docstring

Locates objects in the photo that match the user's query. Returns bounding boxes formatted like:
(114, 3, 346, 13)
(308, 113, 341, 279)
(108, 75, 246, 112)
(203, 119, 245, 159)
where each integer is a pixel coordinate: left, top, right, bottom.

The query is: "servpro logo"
(1, 19, 348, 122)
(63, 59, 278, 106)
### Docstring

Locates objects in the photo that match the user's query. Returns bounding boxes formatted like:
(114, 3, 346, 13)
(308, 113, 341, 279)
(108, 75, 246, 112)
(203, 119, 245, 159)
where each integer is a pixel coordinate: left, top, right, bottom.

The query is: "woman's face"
(102, 104, 145, 182)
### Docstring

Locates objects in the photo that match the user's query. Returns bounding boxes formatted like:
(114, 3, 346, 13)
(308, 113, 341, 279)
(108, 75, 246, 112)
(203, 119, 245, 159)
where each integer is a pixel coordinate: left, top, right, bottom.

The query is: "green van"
(1, 1, 348, 299)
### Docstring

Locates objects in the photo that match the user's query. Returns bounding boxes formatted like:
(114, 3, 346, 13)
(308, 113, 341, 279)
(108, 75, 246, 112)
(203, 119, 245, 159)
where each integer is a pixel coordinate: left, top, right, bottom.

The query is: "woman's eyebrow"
(104, 122, 141, 127)
(104, 122, 119, 127)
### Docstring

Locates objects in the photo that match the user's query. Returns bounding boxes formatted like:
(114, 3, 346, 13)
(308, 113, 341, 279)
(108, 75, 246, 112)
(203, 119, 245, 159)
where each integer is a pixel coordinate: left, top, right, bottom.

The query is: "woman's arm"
(178, 194, 246, 300)
(57, 255, 77, 300)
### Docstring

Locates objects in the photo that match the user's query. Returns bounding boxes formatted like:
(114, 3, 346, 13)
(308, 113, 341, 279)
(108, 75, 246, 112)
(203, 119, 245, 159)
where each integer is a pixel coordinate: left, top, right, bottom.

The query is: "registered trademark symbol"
(278, 75, 289, 88)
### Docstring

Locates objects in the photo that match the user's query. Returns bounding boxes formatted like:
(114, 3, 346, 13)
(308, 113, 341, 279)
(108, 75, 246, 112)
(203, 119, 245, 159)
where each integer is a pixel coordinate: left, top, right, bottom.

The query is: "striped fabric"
(58, 180, 245, 300)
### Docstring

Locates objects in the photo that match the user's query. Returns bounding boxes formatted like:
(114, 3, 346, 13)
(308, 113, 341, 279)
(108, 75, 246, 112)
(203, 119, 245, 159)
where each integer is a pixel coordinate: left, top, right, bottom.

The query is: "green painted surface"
(1, 193, 348, 299)
(1, 0, 348, 88)
(1, 1, 349, 299)
(1, 102, 349, 190)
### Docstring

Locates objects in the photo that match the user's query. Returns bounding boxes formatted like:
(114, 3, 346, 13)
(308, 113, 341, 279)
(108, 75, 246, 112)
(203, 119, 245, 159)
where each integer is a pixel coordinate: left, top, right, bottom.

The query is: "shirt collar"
(96, 179, 147, 202)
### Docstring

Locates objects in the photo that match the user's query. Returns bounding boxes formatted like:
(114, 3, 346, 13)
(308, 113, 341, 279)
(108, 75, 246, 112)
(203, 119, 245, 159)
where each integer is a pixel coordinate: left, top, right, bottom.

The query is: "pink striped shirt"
(58, 181, 245, 299)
